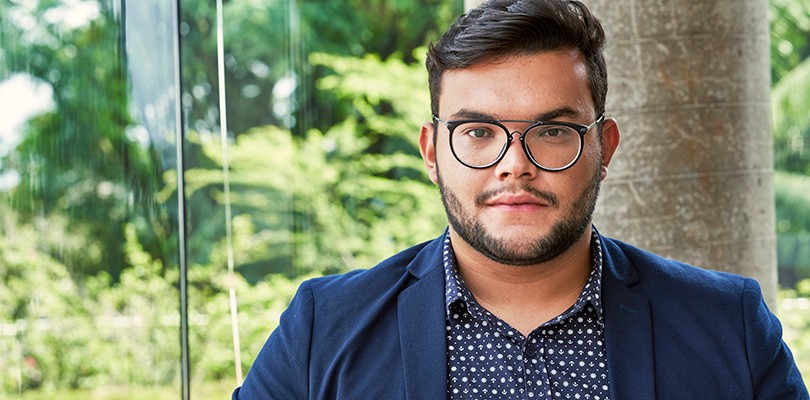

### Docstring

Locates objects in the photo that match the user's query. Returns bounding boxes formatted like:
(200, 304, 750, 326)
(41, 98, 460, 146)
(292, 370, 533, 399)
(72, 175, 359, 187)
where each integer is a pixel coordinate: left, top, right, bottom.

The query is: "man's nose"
(493, 131, 538, 179)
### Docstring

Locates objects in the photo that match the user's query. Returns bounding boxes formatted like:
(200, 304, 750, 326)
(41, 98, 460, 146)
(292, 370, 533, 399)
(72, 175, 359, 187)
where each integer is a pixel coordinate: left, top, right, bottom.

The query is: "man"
(233, 0, 808, 398)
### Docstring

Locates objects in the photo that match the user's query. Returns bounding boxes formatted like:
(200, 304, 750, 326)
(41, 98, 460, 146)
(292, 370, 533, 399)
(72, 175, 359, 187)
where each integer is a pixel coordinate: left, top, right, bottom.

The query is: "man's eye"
(534, 126, 575, 140)
(468, 128, 492, 138)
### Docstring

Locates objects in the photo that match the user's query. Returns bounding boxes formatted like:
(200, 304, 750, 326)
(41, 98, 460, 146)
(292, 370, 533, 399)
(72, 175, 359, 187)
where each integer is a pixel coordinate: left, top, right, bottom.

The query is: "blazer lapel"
(600, 236, 655, 399)
(395, 233, 657, 399)
(398, 238, 448, 400)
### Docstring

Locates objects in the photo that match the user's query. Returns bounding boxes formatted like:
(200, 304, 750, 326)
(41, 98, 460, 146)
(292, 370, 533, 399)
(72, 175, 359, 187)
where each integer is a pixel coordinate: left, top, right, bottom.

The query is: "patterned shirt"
(444, 230, 610, 399)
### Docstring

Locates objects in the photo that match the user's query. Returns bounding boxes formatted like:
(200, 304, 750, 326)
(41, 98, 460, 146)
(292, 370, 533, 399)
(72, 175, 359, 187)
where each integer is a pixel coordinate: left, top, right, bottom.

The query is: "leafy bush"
(0, 218, 304, 396)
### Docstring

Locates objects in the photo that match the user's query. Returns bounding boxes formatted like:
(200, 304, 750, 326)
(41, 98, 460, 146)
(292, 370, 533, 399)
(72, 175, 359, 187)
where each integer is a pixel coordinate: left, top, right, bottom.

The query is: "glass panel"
(1, 0, 183, 397)
(195, 0, 464, 393)
(1, 0, 465, 397)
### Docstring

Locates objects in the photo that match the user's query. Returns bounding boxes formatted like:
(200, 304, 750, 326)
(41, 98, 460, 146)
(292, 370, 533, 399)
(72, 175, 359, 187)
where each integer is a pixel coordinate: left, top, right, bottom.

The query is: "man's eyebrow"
(531, 107, 581, 122)
(447, 107, 583, 122)
(448, 109, 497, 120)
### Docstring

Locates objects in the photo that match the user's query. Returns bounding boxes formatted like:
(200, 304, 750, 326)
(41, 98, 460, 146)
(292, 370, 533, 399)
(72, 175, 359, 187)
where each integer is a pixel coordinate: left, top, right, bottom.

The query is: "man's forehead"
(442, 48, 586, 75)
(436, 50, 594, 118)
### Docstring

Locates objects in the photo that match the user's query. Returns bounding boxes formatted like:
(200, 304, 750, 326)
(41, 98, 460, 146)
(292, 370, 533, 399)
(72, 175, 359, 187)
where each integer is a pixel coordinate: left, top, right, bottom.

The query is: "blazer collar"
(405, 230, 448, 278)
(600, 235, 656, 399)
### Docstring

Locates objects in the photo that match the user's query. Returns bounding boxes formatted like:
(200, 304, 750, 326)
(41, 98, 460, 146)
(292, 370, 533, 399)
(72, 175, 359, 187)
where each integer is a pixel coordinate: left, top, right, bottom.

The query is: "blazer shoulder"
(601, 235, 750, 300)
(303, 235, 444, 306)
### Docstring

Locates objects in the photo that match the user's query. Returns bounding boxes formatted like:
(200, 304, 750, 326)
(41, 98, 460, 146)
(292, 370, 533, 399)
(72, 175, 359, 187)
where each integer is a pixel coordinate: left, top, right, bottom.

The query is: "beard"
(437, 164, 601, 266)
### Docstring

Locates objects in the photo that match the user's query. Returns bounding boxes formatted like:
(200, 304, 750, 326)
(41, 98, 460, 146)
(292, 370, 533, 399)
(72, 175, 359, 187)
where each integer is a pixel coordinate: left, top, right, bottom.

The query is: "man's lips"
(485, 193, 552, 207)
(475, 185, 559, 208)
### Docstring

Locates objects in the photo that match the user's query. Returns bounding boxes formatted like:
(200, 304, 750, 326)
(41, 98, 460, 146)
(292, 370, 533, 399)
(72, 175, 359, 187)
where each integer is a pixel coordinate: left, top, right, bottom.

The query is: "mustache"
(474, 184, 558, 207)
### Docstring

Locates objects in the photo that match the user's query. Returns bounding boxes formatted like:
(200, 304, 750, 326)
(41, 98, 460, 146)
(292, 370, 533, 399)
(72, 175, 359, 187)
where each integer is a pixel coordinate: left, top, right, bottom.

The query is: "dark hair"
(426, 0, 607, 116)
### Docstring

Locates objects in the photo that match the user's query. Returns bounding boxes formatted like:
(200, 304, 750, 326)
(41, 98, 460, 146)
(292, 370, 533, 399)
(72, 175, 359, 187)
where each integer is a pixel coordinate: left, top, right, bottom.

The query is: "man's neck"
(450, 227, 594, 336)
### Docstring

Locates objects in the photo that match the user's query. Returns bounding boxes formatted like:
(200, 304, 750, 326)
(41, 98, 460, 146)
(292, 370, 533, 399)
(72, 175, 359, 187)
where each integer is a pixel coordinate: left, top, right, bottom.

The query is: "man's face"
(420, 49, 619, 266)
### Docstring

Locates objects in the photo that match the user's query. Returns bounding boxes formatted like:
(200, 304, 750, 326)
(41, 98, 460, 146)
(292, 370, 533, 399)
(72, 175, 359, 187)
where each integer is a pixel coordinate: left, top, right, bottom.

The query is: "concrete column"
(584, 0, 777, 304)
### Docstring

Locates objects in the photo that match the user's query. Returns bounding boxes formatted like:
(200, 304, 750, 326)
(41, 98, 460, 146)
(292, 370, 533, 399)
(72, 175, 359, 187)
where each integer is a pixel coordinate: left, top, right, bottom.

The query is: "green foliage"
(0, 210, 93, 392)
(775, 172, 810, 284)
(770, 0, 810, 84)
(182, 50, 445, 279)
(0, 220, 173, 393)
(772, 58, 810, 174)
(2, 0, 456, 394)
(1, 0, 455, 396)
(14, 379, 236, 400)
(0, 215, 303, 395)
(770, 0, 810, 174)
(775, 171, 810, 235)
(2, 2, 172, 281)
(177, 0, 461, 139)
(778, 280, 810, 380)
(179, 0, 298, 136)
(190, 267, 306, 382)
(299, 0, 459, 61)
(770, 0, 810, 290)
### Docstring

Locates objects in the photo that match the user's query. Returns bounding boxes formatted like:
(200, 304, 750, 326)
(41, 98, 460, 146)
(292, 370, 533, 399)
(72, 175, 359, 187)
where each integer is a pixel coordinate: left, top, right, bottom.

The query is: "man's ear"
(419, 122, 439, 184)
(599, 117, 621, 180)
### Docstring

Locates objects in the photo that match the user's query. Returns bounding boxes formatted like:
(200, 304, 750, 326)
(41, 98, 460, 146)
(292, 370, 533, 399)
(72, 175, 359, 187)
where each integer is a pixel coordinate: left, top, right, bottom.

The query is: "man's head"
(426, 0, 607, 118)
(419, 0, 619, 267)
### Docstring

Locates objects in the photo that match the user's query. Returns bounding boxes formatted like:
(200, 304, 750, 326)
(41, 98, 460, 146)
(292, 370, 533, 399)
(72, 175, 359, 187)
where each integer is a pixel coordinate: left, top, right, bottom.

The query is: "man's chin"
(471, 221, 592, 266)
(468, 233, 556, 266)
(476, 224, 555, 247)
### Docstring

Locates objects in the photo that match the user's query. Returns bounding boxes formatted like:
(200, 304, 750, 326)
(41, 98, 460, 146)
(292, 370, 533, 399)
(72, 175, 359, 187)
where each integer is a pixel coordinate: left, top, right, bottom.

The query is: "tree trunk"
(585, 0, 777, 304)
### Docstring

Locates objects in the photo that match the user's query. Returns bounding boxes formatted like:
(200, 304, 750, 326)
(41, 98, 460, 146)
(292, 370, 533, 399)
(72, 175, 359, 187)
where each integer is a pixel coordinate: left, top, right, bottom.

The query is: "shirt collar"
(442, 227, 605, 322)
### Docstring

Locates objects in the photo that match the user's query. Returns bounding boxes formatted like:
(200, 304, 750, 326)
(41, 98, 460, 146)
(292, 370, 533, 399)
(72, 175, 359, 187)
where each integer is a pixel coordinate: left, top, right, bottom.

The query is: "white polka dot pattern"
(443, 231, 610, 399)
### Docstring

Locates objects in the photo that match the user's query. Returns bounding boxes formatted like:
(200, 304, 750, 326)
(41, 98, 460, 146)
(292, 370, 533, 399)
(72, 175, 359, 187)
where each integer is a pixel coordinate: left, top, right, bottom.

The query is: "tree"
(1, 1, 171, 281)
(178, 0, 461, 137)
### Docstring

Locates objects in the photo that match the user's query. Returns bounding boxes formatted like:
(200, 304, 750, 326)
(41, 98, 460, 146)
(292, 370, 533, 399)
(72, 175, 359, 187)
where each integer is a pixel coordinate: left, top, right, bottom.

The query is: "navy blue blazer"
(233, 233, 808, 399)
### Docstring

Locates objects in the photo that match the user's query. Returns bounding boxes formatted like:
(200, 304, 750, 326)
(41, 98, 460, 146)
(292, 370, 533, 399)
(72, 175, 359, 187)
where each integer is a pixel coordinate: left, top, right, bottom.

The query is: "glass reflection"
(1, 0, 463, 397)
(0, 0, 182, 397)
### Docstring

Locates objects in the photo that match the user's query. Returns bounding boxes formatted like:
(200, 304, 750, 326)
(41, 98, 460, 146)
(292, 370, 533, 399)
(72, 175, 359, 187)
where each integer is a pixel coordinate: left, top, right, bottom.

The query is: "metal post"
(171, 0, 192, 397)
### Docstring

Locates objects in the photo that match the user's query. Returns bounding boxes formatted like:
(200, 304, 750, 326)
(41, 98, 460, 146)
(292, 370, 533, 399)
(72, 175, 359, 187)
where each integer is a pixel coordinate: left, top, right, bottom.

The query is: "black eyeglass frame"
(432, 113, 605, 172)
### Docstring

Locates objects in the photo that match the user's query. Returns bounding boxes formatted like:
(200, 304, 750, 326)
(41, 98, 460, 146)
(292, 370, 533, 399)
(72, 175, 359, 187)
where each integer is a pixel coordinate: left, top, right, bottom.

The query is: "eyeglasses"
(432, 113, 604, 172)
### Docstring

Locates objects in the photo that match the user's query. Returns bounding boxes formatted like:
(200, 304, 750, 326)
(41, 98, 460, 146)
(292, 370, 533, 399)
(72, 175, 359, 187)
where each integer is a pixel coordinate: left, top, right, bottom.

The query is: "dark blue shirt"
(444, 230, 610, 399)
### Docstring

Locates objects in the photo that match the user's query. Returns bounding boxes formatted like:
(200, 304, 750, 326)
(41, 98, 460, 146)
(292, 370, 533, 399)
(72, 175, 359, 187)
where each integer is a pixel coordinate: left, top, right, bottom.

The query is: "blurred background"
(0, 0, 807, 398)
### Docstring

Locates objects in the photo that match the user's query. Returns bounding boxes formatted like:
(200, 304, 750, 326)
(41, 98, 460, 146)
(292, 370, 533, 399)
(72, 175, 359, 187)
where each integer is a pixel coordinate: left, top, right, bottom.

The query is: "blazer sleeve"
(743, 278, 809, 399)
(233, 281, 314, 400)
